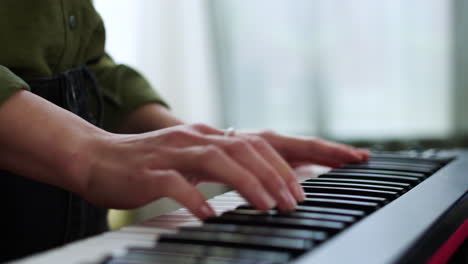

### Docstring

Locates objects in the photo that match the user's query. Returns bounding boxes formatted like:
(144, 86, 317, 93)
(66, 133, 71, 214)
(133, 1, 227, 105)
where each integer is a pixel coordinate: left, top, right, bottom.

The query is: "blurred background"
(93, 0, 468, 226)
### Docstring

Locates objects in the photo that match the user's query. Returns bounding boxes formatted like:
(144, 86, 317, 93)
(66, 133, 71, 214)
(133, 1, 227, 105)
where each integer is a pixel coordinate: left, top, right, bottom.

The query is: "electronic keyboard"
(11, 150, 468, 264)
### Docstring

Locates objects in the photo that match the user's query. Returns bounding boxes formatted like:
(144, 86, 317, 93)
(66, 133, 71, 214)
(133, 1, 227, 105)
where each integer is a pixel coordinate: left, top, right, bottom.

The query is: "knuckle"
(307, 138, 326, 151)
(314, 137, 327, 145)
(259, 129, 277, 138)
(257, 167, 284, 186)
(166, 129, 199, 143)
(245, 135, 268, 148)
(233, 176, 257, 191)
(172, 129, 195, 138)
(159, 170, 179, 182)
(190, 123, 211, 131)
(228, 139, 250, 152)
(268, 173, 286, 188)
(200, 145, 223, 160)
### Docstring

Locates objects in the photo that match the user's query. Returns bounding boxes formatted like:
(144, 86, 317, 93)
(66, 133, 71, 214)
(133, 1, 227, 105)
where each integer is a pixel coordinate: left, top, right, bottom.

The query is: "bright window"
(210, 0, 453, 141)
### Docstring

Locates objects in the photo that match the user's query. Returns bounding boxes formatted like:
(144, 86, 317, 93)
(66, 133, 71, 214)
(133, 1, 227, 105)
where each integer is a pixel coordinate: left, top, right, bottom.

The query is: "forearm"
(0, 90, 109, 193)
(118, 103, 184, 133)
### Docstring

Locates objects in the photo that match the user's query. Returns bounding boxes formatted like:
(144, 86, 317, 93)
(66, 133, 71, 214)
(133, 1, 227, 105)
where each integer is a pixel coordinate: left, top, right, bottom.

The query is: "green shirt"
(0, 0, 168, 131)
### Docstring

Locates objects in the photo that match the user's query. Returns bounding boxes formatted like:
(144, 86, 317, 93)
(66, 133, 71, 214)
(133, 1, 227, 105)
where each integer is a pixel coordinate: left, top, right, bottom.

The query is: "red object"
(427, 219, 468, 264)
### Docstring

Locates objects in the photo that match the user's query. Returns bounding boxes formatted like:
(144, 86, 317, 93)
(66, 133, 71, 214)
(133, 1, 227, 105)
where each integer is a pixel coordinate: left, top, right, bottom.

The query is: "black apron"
(1, 66, 108, 262)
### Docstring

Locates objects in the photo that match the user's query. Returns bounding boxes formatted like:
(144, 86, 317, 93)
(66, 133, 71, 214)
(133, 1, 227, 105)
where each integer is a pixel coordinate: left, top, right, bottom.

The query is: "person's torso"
(0, 0, 106, 78)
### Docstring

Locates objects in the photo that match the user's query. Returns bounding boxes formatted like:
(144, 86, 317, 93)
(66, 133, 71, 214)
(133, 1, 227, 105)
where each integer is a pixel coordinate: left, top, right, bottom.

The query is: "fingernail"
(290, 182, 305, 201)
(353, 153, 362, 161)
(279, 189, 297, 209)
(200, 204, 216, 219)
(359, 149, 370, 161)
(259, 192, 276, 209)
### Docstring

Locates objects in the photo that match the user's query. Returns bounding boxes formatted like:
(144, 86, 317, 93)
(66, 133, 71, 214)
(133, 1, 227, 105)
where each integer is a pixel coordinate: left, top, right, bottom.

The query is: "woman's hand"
(80, 124, 369, 221)
(81, 124, 306, 220)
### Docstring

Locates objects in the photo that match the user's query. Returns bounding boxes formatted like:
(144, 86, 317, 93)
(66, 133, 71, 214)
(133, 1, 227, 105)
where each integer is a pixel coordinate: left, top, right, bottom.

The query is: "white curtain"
(212, 0, 453, 140)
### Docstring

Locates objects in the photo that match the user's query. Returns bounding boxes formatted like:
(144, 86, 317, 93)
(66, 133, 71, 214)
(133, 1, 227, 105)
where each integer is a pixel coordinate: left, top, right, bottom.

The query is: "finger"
(206, 135, 298, 211)
(163, 145, 277, 211)
(238, 134, 305, 202)
(276, 135, 364, 165)
(188, 123, 225, 135)
(308, 140, 361, 162)
(314, 140, 366, 163)
(163, 133, 297, 211)
(147, 170, 216, 220)
(357, 149, 371, 161)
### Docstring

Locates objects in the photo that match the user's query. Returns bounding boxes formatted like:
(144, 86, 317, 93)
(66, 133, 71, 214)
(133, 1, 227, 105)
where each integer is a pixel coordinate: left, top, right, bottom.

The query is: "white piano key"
(11, 233, 154, 264)
(120, 226, 176, 235)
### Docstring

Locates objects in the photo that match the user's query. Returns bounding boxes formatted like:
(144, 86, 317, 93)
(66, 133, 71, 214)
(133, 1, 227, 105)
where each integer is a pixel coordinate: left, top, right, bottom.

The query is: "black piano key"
(105, 254, 208, 264)
(159, 230, 314, 255)
(237, 204, 366, 217)
(180, 223, 328, 241)
(206, 213, 345, 233)
(170, 228, 315, 253)
(369, 154, 448, 164)
(103, 258, 153, 264)
(303, 178, 411, 190)
(104, 252, 194, 264)
(369, 155, 442, 161)
(136, 243, 292, 263)
(329, 168, 425, 178)
(363, 160, 438, 169)
(319, 173, 421, 184)
(329, 168, 427, 179)
(299, 198, 379, 213)
(302, 186, 399, 200)
(340, 163, 432, 174)
(106, 258, 270, 264)
(302, 180, 406, 193)
(304, 193, 388, 205)
(224, 209, 356, 223)
(105, 250, 271, 264)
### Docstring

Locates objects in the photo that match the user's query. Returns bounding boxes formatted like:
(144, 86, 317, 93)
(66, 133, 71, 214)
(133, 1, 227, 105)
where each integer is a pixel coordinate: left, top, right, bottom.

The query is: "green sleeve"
(0, 65, 31, 107)
(87, 54, 169, 132)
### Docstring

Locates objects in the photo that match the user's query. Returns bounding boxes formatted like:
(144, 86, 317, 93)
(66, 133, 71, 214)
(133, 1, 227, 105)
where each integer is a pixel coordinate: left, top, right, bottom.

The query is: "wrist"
(61, 127, 115, 195)
(0, 91, 117, 195)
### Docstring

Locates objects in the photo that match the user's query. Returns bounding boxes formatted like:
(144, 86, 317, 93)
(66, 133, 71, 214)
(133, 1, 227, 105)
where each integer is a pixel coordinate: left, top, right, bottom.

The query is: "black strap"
(26, 65, 103, 127)
(0, 66, 109, 262)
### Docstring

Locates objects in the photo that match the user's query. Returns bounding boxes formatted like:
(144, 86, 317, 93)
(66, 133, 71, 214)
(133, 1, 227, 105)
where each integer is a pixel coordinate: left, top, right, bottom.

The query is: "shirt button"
(69, 15, 76, 29)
